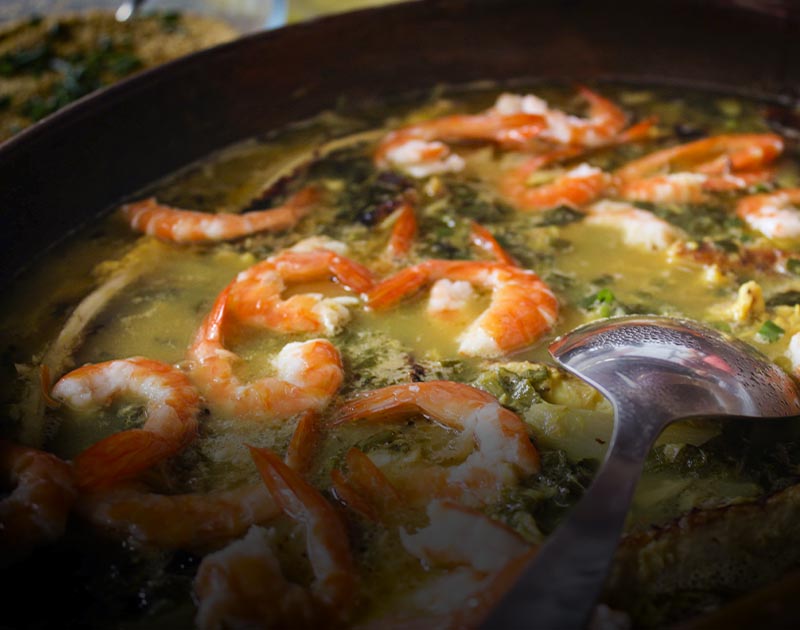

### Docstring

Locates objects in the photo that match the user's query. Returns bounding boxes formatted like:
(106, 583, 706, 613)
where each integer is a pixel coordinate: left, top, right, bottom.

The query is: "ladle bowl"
(484, 316, 800, 629)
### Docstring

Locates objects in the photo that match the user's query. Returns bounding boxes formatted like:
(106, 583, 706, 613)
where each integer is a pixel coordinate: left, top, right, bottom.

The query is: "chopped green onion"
(595, 288, 616, 304)
(758, 320, 785, 343)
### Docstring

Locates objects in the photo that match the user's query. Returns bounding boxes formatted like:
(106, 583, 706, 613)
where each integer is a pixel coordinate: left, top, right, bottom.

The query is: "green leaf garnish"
(758, 320, 785, 343)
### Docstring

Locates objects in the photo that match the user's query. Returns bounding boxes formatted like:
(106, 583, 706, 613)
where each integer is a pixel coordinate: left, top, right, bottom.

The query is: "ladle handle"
(483, 414, 664, 629)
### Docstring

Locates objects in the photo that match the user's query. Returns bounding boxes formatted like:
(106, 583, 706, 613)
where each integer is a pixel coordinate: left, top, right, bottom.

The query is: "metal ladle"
(484, 316, 800, 629)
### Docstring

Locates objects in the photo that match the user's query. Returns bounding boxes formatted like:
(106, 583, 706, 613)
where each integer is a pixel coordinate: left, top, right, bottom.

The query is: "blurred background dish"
(0, 0, 404, 143)
(0, 0, 287, 33)
(0, 0, 408, 33)
(0, 8, 241, 141)
(0, 0, 291, 143)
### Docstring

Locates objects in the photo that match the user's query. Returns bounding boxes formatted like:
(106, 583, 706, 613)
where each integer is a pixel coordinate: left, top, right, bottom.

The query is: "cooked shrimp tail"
(248, 445, 355, 611)
(74, 431, 173, 490)
(331, 447, 403, 525)
(386, 202, 418, 259)
(570, 84, 629, 146)
(285, 410, 320, 474)
(614, 115, 659, 143)
(469, 221, 517, 266)
(367, 263, 432, 310)
(39, 364, 60, 409)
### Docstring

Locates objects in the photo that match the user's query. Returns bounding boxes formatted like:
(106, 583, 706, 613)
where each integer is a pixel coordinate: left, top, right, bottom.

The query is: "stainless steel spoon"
(483, 315, 800, 629)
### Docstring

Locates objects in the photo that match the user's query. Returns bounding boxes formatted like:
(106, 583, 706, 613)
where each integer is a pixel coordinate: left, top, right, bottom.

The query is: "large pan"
(1, 0, 799, 626)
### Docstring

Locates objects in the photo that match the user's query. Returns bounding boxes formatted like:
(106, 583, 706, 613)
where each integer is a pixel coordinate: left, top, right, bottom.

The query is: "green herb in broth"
(2, 83, 800, 629)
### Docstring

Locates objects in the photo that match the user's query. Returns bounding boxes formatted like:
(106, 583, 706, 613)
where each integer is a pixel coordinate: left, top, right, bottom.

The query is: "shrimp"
(736, 189, 800, 240)
(194, 445, 355, 629)
(194, 526, 316, 629)
(616, 133, 783, 181)
(188, 285, 345, 421)
(188, 244, 373, 420)
(335, 486, 534, 629)
(618, 171, 775, 204)
(375, 111, 547, 166)
(51, 357, 201, 491)
(377, 87, 639, 182)
(618, 172, 708, 204)
(122, 186, 320, 244)
(397, 500, 535, 628)
(585, 201, 686, 252)
(0, 441, 76, 565)
(331, 451, 535, 628)
(615, 133, 783, 203)
(401, 499, 531, 575)
(76, 410, 315, 551)
(367, 261, 558, 357)
(250, 445, 355, 611)
(497, 108, 657, 212)
(333, 381, 540, 506)
(500, 161, 611, 211)
(226, 248, 373, 336)
(492, 86, 630, 147)
(77, 482, 280, 551)
(379, 138, 467, 178)
(377, 87, 635, 176)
